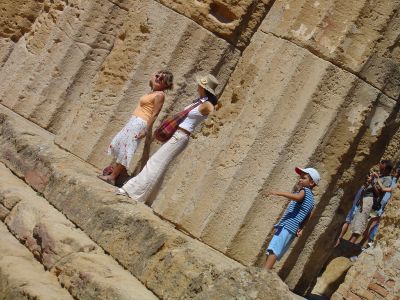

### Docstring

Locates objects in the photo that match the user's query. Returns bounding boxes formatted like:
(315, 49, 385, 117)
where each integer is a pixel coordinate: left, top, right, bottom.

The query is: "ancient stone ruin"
(0, 0, 399, 299)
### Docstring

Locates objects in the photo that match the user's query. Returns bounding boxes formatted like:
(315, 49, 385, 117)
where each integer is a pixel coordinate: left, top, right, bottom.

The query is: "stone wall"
(1, 0, 400, 297)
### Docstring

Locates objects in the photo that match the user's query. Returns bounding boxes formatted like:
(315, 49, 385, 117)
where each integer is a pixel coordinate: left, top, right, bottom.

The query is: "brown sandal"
(97, 175, 116, 186)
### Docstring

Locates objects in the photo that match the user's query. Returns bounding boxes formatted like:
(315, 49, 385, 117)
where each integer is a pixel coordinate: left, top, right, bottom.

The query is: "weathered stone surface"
(0, 0, 44, 42)
(0, 105, 296, 299)
(0, 203, 10, 221)
(0, 0, 239, 171)
(0, 39, 14, 68)
(311, 257, 352, 298)
(0, 163, 157, 300)
(0, 186, 24, 210)
(3, 187, 102, 268)
(261, 0, 400, 99)
(156, 0, 273, 48)
(376, 190, 400, 247)
(55, 253, 159, 300)
(0, 222, 73, 300)
(189, 267, 299, 300)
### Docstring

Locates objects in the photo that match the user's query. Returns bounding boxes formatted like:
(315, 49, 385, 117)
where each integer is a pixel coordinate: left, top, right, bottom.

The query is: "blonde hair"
(158, 70, 174, 90)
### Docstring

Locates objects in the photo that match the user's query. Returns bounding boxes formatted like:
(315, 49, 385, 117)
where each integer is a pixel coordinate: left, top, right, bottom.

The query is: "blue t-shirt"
(275, 187, 314, 235)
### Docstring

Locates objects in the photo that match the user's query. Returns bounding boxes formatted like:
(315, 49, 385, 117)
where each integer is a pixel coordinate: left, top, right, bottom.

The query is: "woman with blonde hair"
(116, 74, 219, 203)
(98, 70, 173, 185)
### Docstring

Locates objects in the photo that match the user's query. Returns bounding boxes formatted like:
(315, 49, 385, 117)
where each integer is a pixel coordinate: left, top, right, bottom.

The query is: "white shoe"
(116, 188, 128, 196)
(350, 256, 358, 262)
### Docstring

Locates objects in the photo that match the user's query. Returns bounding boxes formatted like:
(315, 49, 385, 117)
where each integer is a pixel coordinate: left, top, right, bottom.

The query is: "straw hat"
(196, 74, 219, 96)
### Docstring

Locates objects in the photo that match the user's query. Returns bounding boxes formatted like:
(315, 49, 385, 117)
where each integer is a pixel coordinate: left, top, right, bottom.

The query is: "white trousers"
(122, 130, 189, 202)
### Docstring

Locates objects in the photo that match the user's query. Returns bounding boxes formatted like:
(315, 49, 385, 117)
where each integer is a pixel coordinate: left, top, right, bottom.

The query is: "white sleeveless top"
(179, 99, 208, 133)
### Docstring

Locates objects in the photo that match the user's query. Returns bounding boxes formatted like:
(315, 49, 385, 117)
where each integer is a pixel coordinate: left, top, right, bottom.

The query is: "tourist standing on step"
(348, 160, 393, 244)
(334, 172, 373, 247)
(358, 164, 399, 246)
(115, 74, 219, 203)
(264, 167, 320, 270)
(98, 71, 174, 186)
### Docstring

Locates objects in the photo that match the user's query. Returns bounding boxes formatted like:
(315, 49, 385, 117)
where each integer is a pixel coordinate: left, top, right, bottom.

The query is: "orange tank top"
(132, 93, 156, 123)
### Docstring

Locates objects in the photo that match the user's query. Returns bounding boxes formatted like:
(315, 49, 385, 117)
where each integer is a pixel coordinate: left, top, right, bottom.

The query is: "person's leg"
(109, 163, 125, 181)
(368, 220, 380, 242)
(335, 222, 350, 247)
(265, 253, 277, 270)
(349, 233, 360, 243)
(98, 163, 125, 185)
(122, 131, 189, 202)
(358, 217, 379, 246)
(348, 197, 373, 245)
(264, 227, 294, 270)
(101, 116, 146, 185)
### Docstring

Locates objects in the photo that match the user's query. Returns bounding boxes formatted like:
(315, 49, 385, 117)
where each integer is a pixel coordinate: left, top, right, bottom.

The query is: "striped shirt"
(275, 187, 314, 235)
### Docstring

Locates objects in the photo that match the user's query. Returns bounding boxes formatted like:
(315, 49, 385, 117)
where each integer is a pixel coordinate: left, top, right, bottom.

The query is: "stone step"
(0, 104, 296, 299)
(0, 163, 158, 300)
(0, 221, 73, 300)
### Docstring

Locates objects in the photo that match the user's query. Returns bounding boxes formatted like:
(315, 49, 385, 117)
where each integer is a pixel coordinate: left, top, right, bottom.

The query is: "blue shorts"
(266, 226, 295, 260)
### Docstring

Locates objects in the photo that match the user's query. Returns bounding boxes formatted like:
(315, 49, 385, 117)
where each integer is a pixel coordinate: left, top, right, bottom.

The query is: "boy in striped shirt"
(264, 167, 320, 270)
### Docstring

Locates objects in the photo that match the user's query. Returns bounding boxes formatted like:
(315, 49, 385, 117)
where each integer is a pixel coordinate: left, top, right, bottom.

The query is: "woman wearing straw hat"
(98, 70, 174, 185)
(116, 74, 219, 203)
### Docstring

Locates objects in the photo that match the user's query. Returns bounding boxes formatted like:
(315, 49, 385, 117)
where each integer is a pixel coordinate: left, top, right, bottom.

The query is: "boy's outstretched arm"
(266, 190, 305, 202)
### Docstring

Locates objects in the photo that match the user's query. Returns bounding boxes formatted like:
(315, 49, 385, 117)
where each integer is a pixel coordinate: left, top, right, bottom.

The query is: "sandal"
(97, 175, 116, 186)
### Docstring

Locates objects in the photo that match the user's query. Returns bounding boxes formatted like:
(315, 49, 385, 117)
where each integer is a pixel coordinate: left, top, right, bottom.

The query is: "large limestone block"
(189, 267, 299, 299)
(151, 31, 394, 267)
(0, 0, 239, 170)
(55, 253, 158, 300)
(155, 0, 273, 48)
(311, 257, 352, 298)
(261, 0, 400, 99)
(0, 222, 73, 300)
(0, 163, 157, 300)
(0, 105, 295, 299)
